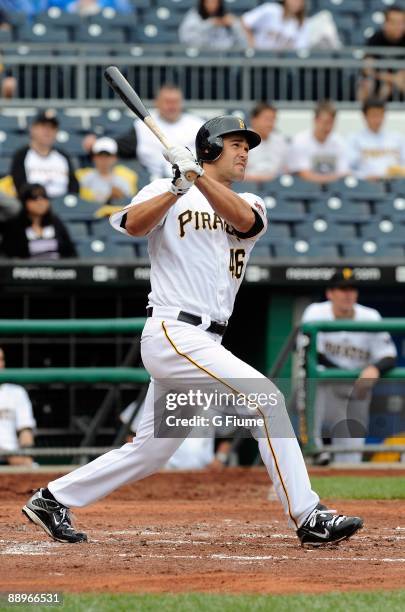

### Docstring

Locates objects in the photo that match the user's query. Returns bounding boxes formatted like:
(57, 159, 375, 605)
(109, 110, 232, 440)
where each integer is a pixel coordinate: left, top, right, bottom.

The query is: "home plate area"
(1, 469, 404, 594)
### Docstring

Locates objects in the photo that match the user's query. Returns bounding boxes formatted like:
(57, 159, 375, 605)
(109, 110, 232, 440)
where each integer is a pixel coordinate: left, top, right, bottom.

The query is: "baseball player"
(22, 116, 363, 547)
(301, 271, 397, 464)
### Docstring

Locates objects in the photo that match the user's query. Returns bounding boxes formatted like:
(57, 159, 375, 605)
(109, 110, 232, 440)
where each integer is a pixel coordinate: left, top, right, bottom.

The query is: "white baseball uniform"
(0, 384, 36, 453)
(48, 178, 319, 530)
(301, 301, 397, 461)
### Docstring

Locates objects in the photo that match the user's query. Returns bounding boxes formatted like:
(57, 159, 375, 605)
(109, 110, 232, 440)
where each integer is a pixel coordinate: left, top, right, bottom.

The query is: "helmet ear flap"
(203, 135, 224, 162)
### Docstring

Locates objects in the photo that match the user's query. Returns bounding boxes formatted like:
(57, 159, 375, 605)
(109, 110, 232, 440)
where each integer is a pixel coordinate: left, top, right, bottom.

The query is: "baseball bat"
(103, 66, 197, 182)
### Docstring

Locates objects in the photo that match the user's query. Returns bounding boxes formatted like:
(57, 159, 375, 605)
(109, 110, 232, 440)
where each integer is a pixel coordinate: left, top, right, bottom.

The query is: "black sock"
(42, 487, 57, 503)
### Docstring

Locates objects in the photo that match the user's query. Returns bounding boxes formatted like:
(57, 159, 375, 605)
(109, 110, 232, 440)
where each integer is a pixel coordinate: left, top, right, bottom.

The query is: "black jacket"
(0, 212, 77, 259)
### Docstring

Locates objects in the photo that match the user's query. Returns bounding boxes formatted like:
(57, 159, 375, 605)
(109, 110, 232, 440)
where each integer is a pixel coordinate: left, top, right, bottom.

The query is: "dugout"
(0, 260, 404, 459)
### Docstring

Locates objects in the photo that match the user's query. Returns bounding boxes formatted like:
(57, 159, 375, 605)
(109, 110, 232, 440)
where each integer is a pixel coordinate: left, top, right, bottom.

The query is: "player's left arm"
(196, 173, 263, 235)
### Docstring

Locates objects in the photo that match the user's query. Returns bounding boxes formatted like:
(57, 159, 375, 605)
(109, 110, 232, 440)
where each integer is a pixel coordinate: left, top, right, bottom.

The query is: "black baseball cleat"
(22, 488, 87, 543)
(297, 505, 363, 546)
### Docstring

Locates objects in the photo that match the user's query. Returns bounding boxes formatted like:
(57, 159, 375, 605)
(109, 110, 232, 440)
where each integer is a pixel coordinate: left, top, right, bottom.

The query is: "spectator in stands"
(76, 137, 137, 209)
(134, 84, 203, 178)
(245, 102, 288, 182)
(0, 346, 36, 467)
(242, 0, 341, 50)
(348, 99, 405, 180)
(11, 110, 79, 199)
(64, 0, 132, 15)
(358, 6, 405, 103)
(0, 47, 17, 99)
(287, 100, 349, 184)
(0, 183, 77, 259)
(178, 0, 248, 50)
(0, 1, 46, 19)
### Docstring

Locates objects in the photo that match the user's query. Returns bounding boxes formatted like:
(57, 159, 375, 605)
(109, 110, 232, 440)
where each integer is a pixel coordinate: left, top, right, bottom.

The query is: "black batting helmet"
(195, 115, 261, 162)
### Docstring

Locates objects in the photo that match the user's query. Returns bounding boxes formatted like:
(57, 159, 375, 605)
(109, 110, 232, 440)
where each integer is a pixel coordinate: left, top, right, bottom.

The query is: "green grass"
(2, 592, 405, 612)
(310, 475, 405, 499)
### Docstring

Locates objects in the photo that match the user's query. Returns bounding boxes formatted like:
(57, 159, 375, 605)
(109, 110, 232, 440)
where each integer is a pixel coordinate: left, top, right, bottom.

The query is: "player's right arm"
(124, 192, 178, 237)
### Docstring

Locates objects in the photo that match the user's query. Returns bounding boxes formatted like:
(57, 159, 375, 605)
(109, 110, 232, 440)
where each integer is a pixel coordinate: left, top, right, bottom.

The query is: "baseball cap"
(327, 269, 358, 289)
(92, 137, 118, 155)
(32, 109, 59, 127)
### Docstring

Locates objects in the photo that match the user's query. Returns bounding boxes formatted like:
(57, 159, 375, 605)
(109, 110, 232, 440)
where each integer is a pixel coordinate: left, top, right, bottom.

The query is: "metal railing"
(2, 44, 405, 105)
(300, 319, 405, 457)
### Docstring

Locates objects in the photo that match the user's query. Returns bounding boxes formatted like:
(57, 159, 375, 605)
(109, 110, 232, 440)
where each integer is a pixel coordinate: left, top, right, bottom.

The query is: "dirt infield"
(1, 468, 405, 595)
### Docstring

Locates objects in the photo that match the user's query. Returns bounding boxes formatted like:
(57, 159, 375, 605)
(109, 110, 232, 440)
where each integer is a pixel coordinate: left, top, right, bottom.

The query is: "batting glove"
(163, 145, 195, 166)
(168, 164, 195, 196)
(176, 158, 204, 180)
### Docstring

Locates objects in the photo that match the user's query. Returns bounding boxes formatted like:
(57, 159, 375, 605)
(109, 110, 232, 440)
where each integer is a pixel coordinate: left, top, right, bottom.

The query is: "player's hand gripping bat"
(104, 66, 198, 182)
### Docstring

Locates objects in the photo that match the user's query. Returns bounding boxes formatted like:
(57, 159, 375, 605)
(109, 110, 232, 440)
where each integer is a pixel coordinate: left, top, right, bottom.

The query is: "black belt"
(146, 307, 227, 337)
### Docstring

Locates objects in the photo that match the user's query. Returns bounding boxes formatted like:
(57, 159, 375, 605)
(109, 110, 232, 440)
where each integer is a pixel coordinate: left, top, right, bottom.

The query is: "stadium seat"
(0, 157, 11, 177)
(0, 132, 27, 157)
(90, 219, 111, 238)
(249, 244, 271, 259)
(264, 197, 306, 222)
(294, 219, 357, 241)
(36, 9, 82, 28)
(58, 115, 86, 133)
(159, 0, 194, 9)
(0, 30, 12, 43)
(374, 197, 405, 219)
(388, 179, 405, 197)
(342, 242, 404, 259)
(75, 24, 126, 44)
(360, 220, 405, 240)
(309, 198, 371, 222)
(75, 238, 117, 258)
(225, 0, 260, 11)
(322, 0, 365, 13)
(90, 10, 137, 29)
(328, 177, 386, 199)
(273, 241, 339, 259)
(52, 195, 98, 221)
(134, 24, 179, 44)
(131, 0, 153, 7)
(267, 175, 323, 198)
(265, 222, 291, 239)
(19, 24, 70, 43)
(66, 222, 89, 240)
(0, 116, 21, 132)
(141, 7, 183, 28)
(55, 132, 84, 157)
(91, 110, 134, 136)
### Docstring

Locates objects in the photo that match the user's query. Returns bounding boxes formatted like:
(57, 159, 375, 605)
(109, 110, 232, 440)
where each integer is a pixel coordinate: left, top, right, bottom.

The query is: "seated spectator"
(64, 0, 132, 15)
(0, 183, 77, 259)
(179, 0, 248, 50)
(358, 6, 405, 103)
(76, 137, 137, 215)
(0, 346, 36, 467)
(245, 102, 288, 182)
(242, 0, 341, 51)
(287, 100, 349, 184)
(135, 84, 203, 179)
(0, 48, 17, 99)
(11, 110, 79, 199)
(348, 99, 405, 180)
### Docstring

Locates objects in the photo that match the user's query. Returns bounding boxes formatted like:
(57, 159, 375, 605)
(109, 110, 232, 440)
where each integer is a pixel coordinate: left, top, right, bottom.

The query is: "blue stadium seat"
(249, 244, 271, 259)
(265, 197, 305, 222)
(267, 175, 323, 198)
(91, 110, 134, 137)
(90, 219, 111, 238)
(134, 24, 179, 44)
(328, 177, 386, 199)
(58, 114, 86, 133)
(75, 238, 117, 259)
(0, 116, 21, 132)
(309, 198, 371, 222)
(141, 7, 183, 28)
(158, 0, 194, 9)
(55, 132, 84, 157)
(360, 220, 405, 240)
(265, 222, 291, 239)
(225, 0, 261, 11)
(131, 0, 153, 7)
(36, 9, 82, 28)
(19, 24, 70, 43)
(66, 222, 89, 240)
(273, 241, 339, 259)
(374, 197, 405, 219)
(75, 24, 126, 44)
(90, 10, 137, 29)
(52, 195, 98, 221)
(322, 0, 365, 13)
(342, 242, 404, 259)
(0, 30, 12, 43)
(294, 219, 357, 241)
(0, 133, 27, 157)
(388, 179, 405, 197)
(0, 157, 11, 176)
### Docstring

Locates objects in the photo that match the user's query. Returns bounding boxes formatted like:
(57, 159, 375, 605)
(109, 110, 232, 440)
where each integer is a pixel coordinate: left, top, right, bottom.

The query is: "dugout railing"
(0, 318, 149, 463)
(299, 319, 405, 458)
